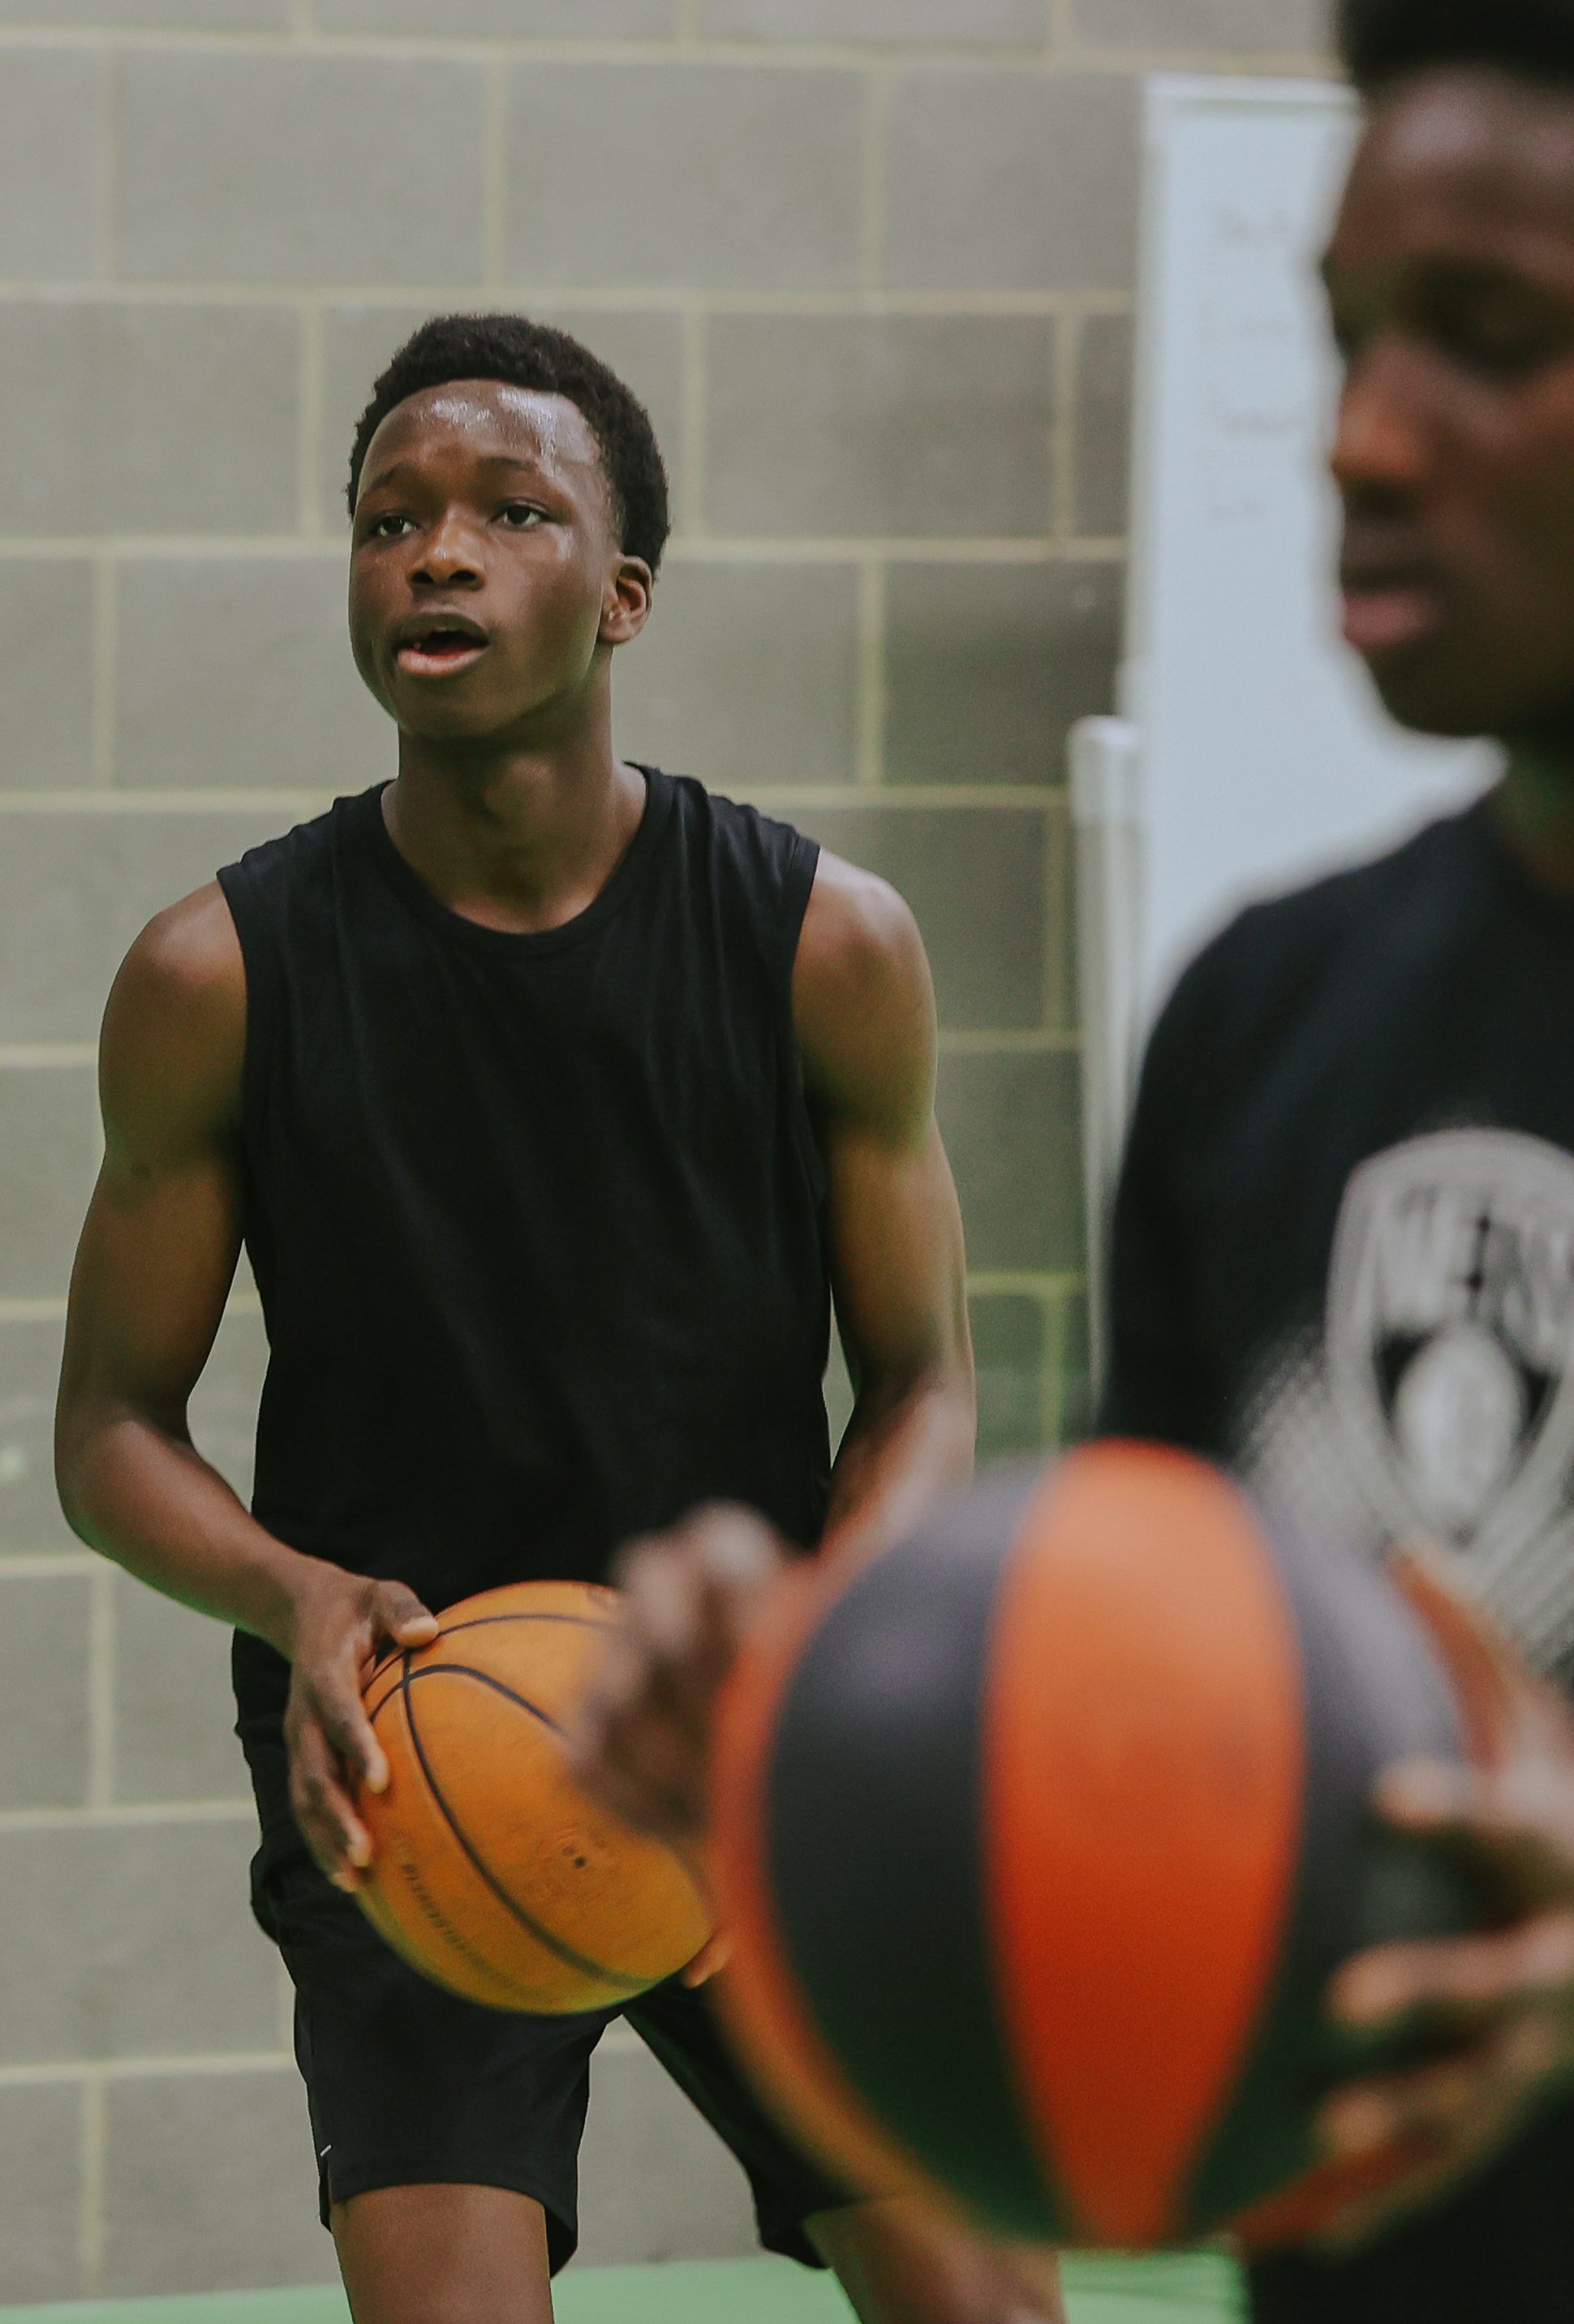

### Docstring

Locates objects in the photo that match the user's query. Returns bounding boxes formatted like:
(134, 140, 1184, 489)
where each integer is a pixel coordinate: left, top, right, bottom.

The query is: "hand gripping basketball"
(352, 1580, 715, 2014)
(709, 1444, 1486, 2251)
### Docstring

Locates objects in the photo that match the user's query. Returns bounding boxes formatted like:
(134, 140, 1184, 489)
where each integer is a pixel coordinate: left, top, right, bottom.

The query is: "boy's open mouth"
(397, 622, 489, 676)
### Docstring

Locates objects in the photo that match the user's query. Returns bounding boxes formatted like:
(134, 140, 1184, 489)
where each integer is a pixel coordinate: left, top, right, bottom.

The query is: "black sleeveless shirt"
(220, 771, 832, 1747)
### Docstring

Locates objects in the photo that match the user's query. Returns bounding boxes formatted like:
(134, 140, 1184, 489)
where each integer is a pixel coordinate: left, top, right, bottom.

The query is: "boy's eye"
(366, 511, 415, 540)
(499, 503, 545, 529)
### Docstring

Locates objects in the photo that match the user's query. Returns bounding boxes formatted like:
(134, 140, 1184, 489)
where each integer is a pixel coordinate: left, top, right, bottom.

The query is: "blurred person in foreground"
(576, 2, 1574, 2315)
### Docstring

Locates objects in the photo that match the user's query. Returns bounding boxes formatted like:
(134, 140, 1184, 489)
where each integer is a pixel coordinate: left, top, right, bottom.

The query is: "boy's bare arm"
(55, 886, 437, 1886)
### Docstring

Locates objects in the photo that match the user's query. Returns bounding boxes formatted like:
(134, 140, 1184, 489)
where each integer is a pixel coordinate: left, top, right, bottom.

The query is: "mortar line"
(86, 1563, 115, 1811)
(854, 559, 886, 788)
(0, 1801, 255, 1833)
(79, 2073, 106, 2298)
(89, 553, 117, 791)
(0, 29, 1129, 65)
(938, 1029, 1078, 1054)
(0, 534, 1126, 566)
(1, 2053, 294, 2092)
(1043, 1294, 1067, 1448)
(1053, 309, 1082, 542)
(297, 303, 325, 540)
(967, 1271, 1085, 1299)
(0, 1555, 101, 1578)
(482, 56, 510, 290)
(859, 65, 891, 295)
(0, 281, 1128, 320)
(679, 309, 708, 539)
(0, 1048, 97, 1066)
(0, 781, 1061, 814)
(0, 28, 1335, 71)
(1043, 788, 1071, 1026)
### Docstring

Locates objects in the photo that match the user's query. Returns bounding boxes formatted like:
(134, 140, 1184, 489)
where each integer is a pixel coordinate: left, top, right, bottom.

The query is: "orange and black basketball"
(712, 1443, 1479, 2250)
(355, 1579, 712, 2015)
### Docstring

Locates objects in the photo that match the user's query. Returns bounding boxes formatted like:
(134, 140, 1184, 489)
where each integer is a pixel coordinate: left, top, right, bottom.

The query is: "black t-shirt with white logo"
(1102, 798, 1574, 1687)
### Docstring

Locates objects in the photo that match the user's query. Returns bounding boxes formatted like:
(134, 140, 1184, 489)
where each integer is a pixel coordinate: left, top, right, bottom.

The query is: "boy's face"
(1327, 67, 1574, 746)
(348, 380, 651, 745)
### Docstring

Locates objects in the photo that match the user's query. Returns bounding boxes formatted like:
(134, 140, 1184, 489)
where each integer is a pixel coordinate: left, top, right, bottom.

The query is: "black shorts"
(1248, 2096, 1574, 2324)
(252, 1841, 850, 2275)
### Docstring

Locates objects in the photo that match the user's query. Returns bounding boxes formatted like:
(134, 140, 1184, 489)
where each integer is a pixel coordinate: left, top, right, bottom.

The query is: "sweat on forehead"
(359, 382, 609, 492)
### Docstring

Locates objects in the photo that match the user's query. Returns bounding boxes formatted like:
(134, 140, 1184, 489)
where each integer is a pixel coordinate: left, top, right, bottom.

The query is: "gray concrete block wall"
(0, 0, 1329, 2300)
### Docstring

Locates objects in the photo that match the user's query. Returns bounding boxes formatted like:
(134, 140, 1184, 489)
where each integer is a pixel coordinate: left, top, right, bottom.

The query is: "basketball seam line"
(398, 1660, 651, 1996)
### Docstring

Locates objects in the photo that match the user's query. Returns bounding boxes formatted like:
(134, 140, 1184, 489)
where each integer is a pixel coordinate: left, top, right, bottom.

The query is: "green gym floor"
(0, 2253, 1244, 2324)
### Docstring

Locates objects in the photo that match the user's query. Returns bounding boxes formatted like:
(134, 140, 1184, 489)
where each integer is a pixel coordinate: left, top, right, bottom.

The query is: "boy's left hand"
(566, 1503, 789, 1848)
(1306, 1554, 1574, 2250)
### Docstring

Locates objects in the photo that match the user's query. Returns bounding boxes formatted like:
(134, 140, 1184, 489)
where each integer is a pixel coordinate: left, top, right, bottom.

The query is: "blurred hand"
(283, 1566, 439, 1891)
(566, 1504, 789, 1853)
(1307, 1551, 1574, 2250)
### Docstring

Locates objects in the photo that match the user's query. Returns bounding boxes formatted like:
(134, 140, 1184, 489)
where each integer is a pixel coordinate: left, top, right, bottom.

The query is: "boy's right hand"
(282, 1567, 439, 1890)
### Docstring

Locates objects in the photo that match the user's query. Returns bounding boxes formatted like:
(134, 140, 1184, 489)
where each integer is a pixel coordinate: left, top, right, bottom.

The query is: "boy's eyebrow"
(359, 448, 553, 500)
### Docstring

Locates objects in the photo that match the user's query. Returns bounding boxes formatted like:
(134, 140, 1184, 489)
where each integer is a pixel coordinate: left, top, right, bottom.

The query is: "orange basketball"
(355, 1580, 712, 2014)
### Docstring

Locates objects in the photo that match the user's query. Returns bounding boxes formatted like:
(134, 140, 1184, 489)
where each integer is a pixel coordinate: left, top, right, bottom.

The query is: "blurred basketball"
(356, 1579, 712, 2014)
(712, 1443, 1480, 2250)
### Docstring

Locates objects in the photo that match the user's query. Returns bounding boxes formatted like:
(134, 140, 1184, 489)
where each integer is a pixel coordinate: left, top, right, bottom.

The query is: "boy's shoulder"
(1155, 803, 1488, 1073)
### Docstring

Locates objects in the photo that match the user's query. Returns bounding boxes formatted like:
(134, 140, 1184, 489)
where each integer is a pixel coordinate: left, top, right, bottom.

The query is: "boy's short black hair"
(1339, 0, 1574, 93)
(347, 312, 671, 573)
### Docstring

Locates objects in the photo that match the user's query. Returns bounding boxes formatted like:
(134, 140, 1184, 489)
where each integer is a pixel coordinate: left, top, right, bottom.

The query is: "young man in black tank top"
(54, 316, 1064, 2324)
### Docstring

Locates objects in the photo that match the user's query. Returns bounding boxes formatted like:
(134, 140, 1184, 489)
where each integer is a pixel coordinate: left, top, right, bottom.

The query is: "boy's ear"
(604, 557, 655, 648)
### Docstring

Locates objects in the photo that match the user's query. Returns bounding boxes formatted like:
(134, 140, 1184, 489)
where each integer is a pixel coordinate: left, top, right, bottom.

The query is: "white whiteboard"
(1124, 74, 1494, 1016)
(1076, 75, 1495, 1381)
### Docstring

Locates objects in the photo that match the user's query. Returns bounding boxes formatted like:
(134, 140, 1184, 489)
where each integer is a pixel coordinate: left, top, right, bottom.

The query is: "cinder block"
(0, 1570, 92, 1809)
(885, 69, 1140, 293)
(0, 0, 282, 19)
(703, 0, 1044, 38)
(1074, 0, 1327, 48)
(115, 54, 487, 287)
(937, 1048, 1083, 1272)
(188, 1305, 268, 1509)
(320, 305, 688, 532)
(971, 1293, 1050, 1463)
(101, 2068, 332, 2297)
(0, 808, 299, 1044)
(885, 562, 1121, 790)
(323, 0, 674, 26)
(115, 558, 389, 794)
(707, 316, 1056, 540)
(1077, 314, 1134, 537)
(0, 1317, 75, 1553)
(0, 1818, 277, 2064)
(0, 305, 299, 536)
(0, 2083, 84, 2307)
(0, 560, 97, 790)
(114, 1576, 250, 1808)
(0, 50, 100, 279)
(507, 65, 862, 291)
(616, 563, 858, 790)
(578, 2038, 757, 2266)
(0, 1065, 99, 1302)
(792, 803, 1048, 1032)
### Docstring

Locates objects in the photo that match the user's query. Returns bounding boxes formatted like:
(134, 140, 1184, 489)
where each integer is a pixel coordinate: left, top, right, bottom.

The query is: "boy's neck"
(383, 721, 648, 939)
(1489, 742, 1574, 897)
